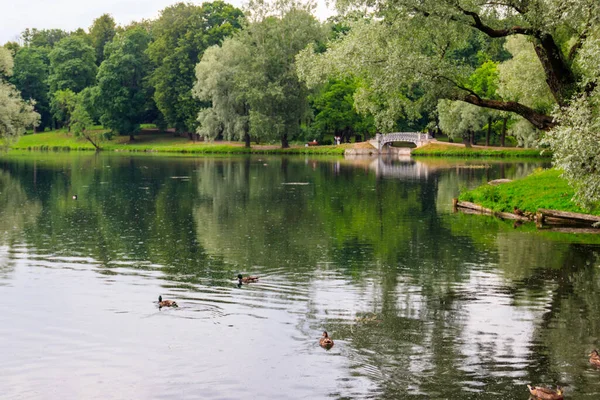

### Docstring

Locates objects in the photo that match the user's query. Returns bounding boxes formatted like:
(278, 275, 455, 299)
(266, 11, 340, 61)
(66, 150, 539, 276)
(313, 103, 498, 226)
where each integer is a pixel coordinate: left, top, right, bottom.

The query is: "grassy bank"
(459, 168, 600, 216)
(412, 143, 549, 158)
(10, 130, 348, 155)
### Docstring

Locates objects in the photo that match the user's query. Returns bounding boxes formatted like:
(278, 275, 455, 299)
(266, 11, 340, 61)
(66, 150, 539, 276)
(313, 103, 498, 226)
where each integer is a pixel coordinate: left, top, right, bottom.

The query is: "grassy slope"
(412, 143, 549, 158)
(11, 131, 348, 155)
(459, 168, 600, 216)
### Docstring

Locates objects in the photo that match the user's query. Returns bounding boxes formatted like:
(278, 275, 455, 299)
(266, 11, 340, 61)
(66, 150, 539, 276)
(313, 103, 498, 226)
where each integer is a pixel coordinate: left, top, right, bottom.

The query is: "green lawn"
(459, 168, 600, 215)
(10, 130, 347, 155)
(412, 142, 549, 158)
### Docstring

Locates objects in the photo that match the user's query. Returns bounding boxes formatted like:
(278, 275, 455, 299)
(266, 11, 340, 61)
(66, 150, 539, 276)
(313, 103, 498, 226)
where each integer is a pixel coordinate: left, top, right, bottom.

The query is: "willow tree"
(245, 0, 327, 148)
(194, 0, 326, 148)
(0, 48, 40, 144)
(299, 0, 598, 130)
(544, 26, 600, 207)
(193, 38, 251, 146)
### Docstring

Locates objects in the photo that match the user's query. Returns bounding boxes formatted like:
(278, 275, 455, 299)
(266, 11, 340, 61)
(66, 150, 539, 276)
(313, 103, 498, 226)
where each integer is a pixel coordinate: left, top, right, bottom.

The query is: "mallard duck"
(513, 206, 524, 216)
(319, 331, 334, 349)
(527, 385, 563, 400)
(158, 295, 178, 308)
(237, 274, 259, 284)
(589, 349, 600, 367)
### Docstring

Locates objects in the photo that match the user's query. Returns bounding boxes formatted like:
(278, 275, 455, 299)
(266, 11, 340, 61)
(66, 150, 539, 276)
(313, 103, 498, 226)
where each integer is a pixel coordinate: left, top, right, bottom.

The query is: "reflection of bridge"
(369, 158, 430, 179)
(370, 132, 434, 152)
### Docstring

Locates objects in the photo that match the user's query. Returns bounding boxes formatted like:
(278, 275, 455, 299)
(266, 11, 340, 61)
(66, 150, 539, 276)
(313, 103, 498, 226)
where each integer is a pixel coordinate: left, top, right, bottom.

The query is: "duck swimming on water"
(319, 331, 334, 349)
(589, 349, 600, 367)
(158, 295, 178, 309)
(527, 385, 563, 400)
(237, 274, 259, 284)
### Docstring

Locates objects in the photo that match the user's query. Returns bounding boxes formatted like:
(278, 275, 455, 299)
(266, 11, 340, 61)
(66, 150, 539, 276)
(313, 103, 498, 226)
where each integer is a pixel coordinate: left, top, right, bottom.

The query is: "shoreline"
(6, 132, 552, 158)
(456, 168, 600, 232)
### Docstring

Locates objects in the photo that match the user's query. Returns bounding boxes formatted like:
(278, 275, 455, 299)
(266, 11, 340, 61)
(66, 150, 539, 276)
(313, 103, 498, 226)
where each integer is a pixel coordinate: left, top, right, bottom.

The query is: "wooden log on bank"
(537, 208, 600, 228)
(543, 227, 600, 234)
(453, 200, 529, 221)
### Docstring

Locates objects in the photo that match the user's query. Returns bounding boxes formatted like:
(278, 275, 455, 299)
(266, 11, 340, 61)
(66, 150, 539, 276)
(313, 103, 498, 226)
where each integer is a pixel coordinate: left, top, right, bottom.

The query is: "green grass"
(10, 131, 347, 155)
(459, 168, 600, 216)
(412, 143, 550, 158)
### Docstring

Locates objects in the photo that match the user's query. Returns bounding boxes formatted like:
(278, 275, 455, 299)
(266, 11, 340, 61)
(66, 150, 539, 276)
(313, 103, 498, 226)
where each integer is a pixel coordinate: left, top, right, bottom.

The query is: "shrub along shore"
(459, 169, 600, 217)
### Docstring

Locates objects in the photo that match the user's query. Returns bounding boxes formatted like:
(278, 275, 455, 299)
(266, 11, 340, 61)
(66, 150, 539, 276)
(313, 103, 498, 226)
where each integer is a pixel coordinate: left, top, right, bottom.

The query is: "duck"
(513, 206, 524, 216)
(158, 295, 178, 309)
(319, 331, 334, 349)
(237, 274, 259, 284)
(72, 195, 78, 200)
(527, 385, 563, 400)
(589, 349, 600, 367)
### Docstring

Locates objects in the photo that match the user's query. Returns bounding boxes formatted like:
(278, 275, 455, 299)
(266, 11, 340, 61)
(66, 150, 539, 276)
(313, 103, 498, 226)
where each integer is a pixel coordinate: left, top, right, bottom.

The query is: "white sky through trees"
(0, 0, 336, 44)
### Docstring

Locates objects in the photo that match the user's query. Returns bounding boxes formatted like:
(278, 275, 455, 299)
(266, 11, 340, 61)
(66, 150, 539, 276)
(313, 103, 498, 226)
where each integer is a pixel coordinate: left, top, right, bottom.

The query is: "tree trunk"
(281, 133, 289, 149)
(501, 117, 507, 147)
(129, 134, 135, 141)
(244, 132, 250, 148)
(84, 133, 101, 151)
(533, 34, 576, 105)
(486, 116, 492, 146)
(463, 132, 471, 148)
(470, 130, 474, 146)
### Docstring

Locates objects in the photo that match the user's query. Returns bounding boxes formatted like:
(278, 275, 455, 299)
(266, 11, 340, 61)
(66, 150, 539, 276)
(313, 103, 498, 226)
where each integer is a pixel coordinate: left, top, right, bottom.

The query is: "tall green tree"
(96, 27, 153, 140)
(10, 47, 52, 130)
(89, 14, 117, 65)
(238, 0, 326, 148)
(48, 36, 97, 93)
(193, 38, 251, 146)
(310, 78, 375, 142)
(71, 93, 102, 150)
(50, 88, 77, 130)
(0, 48, 40, 144)
(437, 99, 487, 146)
(147, 1, 243, 134)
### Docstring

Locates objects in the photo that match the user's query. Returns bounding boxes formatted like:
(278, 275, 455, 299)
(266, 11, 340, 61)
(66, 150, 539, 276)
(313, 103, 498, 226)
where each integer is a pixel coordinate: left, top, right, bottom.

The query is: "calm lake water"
(1, 153, 600, 399)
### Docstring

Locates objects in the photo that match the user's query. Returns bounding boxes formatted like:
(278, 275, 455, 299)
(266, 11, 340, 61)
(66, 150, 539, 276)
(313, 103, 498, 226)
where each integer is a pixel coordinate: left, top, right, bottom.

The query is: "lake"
(1, 153, 599, 399)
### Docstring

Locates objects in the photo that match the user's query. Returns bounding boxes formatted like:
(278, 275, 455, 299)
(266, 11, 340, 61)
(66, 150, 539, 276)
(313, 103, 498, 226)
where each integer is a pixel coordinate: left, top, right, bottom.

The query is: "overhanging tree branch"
(453, 3, 535, 37)
(434, 73, 556, 130)
(444, 2, 576, 105)
(461, 94, 555, 131)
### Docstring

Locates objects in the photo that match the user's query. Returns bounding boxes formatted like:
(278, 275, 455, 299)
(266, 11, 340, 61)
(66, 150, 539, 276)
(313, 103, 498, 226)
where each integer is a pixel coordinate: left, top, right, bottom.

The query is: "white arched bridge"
(369, 132, 434, 152)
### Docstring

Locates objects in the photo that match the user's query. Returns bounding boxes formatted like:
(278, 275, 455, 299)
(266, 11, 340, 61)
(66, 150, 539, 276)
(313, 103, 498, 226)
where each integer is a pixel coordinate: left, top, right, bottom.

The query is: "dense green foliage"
(0, 47, 40, 143)
(194, 38, 251, 144)
(48, 36, 97, 93)
(148, 1, 243, 134)
(310, 78, 375, 142)
(460, 169, 600, 215)
(95, 27, 153, 138)
(88, 14, 117, 65)
(10, 47, 51, 129)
